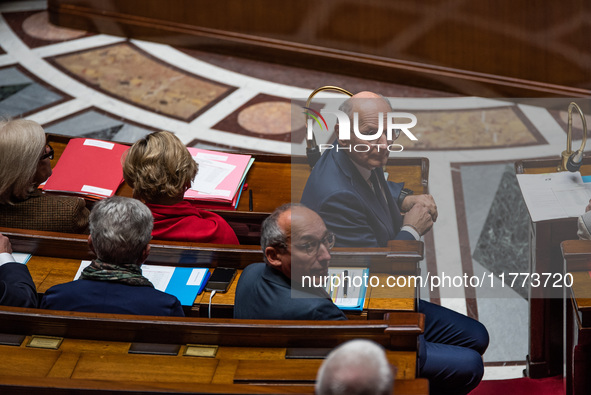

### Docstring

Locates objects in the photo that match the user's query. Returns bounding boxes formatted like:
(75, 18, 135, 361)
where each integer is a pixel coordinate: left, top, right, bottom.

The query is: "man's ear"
(139, 244, 151, 265)
(265, 246, 282, 269)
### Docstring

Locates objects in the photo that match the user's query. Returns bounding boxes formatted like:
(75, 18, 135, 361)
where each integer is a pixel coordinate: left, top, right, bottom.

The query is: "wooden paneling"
(48, 0, 591, 97)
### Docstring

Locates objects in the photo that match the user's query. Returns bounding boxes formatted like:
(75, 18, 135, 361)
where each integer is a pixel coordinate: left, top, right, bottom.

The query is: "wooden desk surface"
(562, 240, 591, 319)
(0, 337, 417, 382)
(515, 157, 591, 176)
(27, 255, 415, 317)
(570, 271, 591, 312)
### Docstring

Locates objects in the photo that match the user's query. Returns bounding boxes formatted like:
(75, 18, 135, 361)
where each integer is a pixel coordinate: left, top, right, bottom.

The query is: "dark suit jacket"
(301, 147, 415, 247)
(0, 263, 37, 308)
(41, 279, 184, 317)
(0, 191, 89, 233)
(233, 263, 346, 320)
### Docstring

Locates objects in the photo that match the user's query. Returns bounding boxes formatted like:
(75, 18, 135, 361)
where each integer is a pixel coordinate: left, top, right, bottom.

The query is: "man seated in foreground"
(316, 339, 395, 395)
(234, 203, 346, 320)
(0, 233, 37, 308)
(41, 196, 184, 317)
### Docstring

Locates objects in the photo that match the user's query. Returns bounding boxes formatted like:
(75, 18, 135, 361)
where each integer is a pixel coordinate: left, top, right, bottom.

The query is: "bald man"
(302, 91, 436, 248)
(233, 203, 346, 321)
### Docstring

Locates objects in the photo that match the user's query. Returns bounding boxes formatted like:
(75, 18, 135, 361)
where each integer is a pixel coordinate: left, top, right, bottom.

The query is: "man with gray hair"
(234, 203, 346, 320)
(41, 196, 184, 316)
(316, 339, 395, 395)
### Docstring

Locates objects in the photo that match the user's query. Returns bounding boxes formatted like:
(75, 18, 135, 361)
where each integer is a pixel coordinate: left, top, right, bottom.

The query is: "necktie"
(369, 169, 389, 214)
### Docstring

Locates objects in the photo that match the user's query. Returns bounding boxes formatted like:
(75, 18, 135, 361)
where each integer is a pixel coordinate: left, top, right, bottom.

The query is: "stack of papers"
(325, 267, 369, 311)
(74, 261, 210, 306)
(184, 148, 254, 210)
(516, 171, 591, 222)
(43, 138, 128, 199)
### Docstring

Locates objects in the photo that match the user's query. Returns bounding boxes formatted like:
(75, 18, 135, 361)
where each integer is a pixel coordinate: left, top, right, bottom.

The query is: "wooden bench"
(44, 133, 430, 245)
(2, 227, 423, 319)
(0, 227, 427, 393)
(0, 376, 429, 395)
(0, 308, 426, 394)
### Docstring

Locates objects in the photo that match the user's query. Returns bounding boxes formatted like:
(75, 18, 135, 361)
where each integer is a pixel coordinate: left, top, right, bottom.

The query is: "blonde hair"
(123, 131, 197, 202)
(0, 119, 47, 204)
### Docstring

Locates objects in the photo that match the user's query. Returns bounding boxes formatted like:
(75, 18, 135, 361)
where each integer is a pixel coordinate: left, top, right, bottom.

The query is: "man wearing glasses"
(233, 203, 346, 320)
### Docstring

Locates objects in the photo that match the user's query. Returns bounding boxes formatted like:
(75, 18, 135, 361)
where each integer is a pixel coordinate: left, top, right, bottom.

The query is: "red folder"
(43, 138, 129, 199)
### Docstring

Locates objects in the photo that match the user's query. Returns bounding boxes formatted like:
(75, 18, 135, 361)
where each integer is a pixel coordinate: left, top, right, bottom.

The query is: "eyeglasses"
(292, 232, 336, 256)
(40, 144, 54, 161)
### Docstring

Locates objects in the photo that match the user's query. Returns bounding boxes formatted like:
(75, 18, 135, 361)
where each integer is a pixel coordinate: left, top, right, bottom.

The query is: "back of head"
(89, 196, 153, 265)
(0, 118, 46, 204)
(123, 131, 197, 202)
(316, 340, 394, 395)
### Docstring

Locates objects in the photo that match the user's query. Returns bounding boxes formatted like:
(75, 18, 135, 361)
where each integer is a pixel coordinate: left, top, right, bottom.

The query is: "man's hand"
(0, 233, 13, 254)
(400, 194, 438, 222)
(586, 199, 591, 213)
(402, 204, 434, 236)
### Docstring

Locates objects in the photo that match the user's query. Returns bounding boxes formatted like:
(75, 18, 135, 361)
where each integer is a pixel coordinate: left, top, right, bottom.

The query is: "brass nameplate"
(27, 335, 63, 349)
(184, 344, 218, 357)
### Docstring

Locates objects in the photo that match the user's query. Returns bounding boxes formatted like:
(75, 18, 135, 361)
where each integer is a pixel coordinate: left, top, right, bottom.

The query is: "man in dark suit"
(301, 92, 436, 248)
(0, 233, 37, 308)
(41, 197, 184, 317)
(234, 204, 346, 320)
(301, 92, 488, 395)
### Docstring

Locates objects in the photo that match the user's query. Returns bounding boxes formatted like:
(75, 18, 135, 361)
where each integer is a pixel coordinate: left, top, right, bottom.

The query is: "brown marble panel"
(49, 42, 236, 121)
(213, 94, 307, 143)
(550, 108, 590, 140)
(3, 10, 91, 49)
(397, 106, 545, 150)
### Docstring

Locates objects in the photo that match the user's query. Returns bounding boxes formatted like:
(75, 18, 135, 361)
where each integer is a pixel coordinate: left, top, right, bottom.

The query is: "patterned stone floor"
(2, 0, 590, 379)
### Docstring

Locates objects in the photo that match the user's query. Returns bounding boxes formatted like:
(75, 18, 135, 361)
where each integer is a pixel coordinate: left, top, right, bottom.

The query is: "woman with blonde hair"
(123, 131, 238, 244)
(0, 119, 89, 233)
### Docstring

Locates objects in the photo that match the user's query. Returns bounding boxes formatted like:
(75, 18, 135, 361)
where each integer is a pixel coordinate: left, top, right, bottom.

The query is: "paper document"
(190, 156, 236, 194)
(184, 147, 252, 203)
(325, 267, 369, 311)
(516, 171, 591, 222)
(12, 252, 32, 264)
(73, 261, 210, 306)
(141, 265, 175, 291)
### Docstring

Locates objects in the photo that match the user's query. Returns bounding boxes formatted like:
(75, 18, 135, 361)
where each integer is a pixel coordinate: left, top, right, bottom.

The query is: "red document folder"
(43, 138, 129, 199)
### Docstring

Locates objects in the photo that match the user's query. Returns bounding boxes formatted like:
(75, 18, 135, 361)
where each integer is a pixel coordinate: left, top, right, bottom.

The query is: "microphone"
(566, 151, 584, 172)
(559, 102, 588, 172)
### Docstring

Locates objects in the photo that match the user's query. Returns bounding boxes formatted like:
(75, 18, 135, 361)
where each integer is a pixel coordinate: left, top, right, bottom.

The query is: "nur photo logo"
(304, 107, 418, 152)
